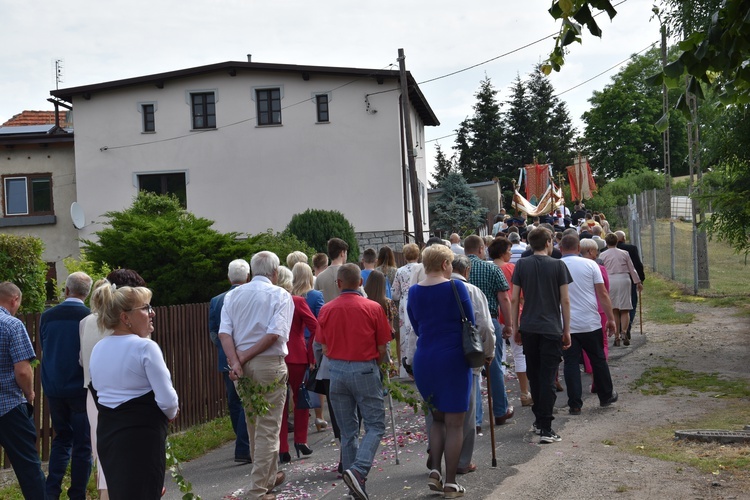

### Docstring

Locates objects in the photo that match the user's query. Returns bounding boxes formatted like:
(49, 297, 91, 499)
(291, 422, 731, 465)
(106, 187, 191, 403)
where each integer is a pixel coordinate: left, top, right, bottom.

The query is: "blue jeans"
(488, 319, 509, 418)
(329, 359, 386, 478)
(46, 395, 91, 500)
(474, 375, 483, 426)
(0, 403, 47, 499)
(223, 371, 250, 457)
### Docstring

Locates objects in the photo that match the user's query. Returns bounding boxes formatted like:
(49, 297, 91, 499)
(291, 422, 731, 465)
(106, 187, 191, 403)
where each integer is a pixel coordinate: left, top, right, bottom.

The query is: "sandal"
(520, 392, 533, 407)
(443, 482, 465, 498)
(428, 469, 443, 492)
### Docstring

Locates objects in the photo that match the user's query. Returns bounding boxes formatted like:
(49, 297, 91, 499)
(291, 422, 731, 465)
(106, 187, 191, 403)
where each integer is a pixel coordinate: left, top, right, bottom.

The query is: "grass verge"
(625, 365, 750, 481)
(632, 363, 750, 398)
(623, 400, 750, 479)
(642, 274, 698, 324)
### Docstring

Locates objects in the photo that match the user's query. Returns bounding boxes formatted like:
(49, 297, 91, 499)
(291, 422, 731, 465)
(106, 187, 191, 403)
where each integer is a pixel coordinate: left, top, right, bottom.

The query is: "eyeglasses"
(128, 304, 154, 314)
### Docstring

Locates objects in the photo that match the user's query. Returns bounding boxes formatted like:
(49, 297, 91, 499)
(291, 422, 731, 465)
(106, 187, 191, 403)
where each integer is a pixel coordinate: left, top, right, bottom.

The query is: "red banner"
(524, 163, 549, 203)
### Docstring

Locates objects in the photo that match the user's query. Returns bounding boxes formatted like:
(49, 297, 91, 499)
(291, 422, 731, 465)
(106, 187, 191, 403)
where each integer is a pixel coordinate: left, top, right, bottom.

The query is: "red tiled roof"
(2, 110, 67, 127)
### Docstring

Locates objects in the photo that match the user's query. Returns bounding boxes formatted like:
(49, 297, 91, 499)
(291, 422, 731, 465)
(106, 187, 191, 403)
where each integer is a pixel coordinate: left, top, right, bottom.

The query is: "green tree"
(285, 209, 359, 263)
(525, 68, 576, 174)
(582, 47, 689, 178)
(82, 192, 242, 306)
(454, 76, 506, 184)
(696, 157, 750, 258)
(430, 143, 456, 189)
(502, 75, 534, 175)
(0, 234, 48, 313)
(429, 172, 488, 236)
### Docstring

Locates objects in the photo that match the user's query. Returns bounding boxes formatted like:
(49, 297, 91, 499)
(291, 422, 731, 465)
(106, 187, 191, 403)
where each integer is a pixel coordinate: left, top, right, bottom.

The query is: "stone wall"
(356, 230, 405, 255)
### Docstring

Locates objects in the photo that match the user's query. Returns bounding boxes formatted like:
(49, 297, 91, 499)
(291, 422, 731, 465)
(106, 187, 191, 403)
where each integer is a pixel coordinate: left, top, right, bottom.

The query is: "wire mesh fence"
(615, 188, 750, 296)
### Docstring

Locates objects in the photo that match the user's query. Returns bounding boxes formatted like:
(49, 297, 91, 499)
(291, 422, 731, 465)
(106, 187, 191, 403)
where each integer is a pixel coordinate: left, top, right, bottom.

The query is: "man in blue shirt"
(40, 271, 93, 500)
(0, 282, 46, 499)
(209, 259, 251, 464)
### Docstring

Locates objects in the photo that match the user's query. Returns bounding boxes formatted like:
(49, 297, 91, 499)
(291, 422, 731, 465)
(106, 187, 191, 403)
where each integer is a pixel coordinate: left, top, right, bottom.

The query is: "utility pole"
(398, 48, 424, 246)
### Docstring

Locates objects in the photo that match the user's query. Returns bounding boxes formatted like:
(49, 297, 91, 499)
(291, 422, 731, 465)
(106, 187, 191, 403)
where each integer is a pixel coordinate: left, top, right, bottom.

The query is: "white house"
(50, 59, 439, 253)
(0, 112, 77, 296)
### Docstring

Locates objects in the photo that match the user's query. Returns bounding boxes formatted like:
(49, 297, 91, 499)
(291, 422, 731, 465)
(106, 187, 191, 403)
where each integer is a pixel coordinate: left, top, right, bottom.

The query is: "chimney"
(247, 54, 252, 63)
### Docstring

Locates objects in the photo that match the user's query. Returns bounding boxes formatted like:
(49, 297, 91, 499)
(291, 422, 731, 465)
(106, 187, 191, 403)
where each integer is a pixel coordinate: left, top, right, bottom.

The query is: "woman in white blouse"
(89, 283, 179, 500)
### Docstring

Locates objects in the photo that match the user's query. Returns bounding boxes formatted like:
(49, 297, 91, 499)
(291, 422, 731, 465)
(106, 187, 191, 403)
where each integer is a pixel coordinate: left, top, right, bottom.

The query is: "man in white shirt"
(449, 234, 465, 255)
(559, 235, 618, 415)
(220, 251, 293, 500)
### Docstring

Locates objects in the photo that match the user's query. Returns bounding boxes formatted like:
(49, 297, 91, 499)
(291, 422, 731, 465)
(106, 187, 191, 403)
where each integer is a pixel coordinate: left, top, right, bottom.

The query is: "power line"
(555, 41, 658, 97)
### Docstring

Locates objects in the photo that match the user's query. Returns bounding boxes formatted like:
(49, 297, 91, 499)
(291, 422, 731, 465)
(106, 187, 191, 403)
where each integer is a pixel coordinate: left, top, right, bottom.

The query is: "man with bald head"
(316, 264, 391, 500)
(0, 282, 47, 499)
(449, 234, 465, 255)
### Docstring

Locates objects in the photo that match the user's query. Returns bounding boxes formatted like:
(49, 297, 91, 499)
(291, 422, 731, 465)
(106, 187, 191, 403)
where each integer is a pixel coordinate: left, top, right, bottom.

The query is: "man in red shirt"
(316, 264, 391, 500)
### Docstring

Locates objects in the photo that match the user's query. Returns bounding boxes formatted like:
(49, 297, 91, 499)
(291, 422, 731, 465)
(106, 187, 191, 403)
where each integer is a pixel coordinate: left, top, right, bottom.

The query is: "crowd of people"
(0, 204, 646, 500)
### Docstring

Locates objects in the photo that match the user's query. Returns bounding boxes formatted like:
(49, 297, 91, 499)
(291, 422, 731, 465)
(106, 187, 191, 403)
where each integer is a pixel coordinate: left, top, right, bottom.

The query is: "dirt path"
(491, 302, 750, 499)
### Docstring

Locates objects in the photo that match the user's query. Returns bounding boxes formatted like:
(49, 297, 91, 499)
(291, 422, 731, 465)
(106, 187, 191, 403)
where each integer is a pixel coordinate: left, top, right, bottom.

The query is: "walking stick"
(639, 289, 643, 335)
(484, 361, 498, 468)
(385, 370, 400, 464)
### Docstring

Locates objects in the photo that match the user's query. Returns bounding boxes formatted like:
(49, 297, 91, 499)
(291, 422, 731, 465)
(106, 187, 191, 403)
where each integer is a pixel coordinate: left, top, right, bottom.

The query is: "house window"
(142, 104, 155, 132)
(191, 92, 216, 129)
(138, 172, 187, 207)
(316, 94, 329, 122)
(256, 88, 281, 125)
(3, 174, 53, 216)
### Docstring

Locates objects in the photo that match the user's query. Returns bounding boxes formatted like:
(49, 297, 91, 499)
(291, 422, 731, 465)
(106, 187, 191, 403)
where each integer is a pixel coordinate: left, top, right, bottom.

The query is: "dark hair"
(362, 248, 377, 264)
(425, 236, 445, 247)
(376, 246, 396, 269)
(106, 269, 146, 288)
(312, 252, 328, 269)
(327, 238, 349, 260)
(363, 270, 388, 315)
(559, 233, 580, 252)
(527, 227, 552, 252)
(488, 238, 512, 259)
(605, 233, 618, 247)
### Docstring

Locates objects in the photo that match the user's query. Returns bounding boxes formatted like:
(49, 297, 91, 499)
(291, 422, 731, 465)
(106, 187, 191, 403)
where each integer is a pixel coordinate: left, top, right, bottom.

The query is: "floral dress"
(392, 262, 418, 366)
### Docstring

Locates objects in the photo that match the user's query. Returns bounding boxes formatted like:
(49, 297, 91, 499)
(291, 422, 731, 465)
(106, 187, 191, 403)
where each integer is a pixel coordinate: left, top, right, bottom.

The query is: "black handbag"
(307, 366, 325, 395)
(451, 279, 485, 368)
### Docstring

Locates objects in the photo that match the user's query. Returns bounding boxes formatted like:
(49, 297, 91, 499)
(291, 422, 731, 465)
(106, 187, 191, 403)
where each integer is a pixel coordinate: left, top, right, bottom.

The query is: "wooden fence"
(1, 302, 226, 470)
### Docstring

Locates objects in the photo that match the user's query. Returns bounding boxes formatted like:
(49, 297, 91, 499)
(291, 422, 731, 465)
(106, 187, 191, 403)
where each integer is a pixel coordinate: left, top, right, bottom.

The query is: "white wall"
(71, 69, 430, 242)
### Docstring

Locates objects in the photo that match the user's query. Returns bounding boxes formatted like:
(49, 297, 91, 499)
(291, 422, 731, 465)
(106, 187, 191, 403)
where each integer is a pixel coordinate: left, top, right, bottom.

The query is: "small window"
(256, 88, 281, 125)
(142, 104, 155, 132)
(191, 93, 216, 129)
(138, 172, 187, 207)
(316, 94, 329, 122)
(3, 174, 53, 216)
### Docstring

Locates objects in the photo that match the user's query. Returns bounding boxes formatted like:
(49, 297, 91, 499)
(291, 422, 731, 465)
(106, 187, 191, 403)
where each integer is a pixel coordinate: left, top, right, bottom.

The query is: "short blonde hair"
(276, 266, 293, 292)
(95, 284, 153, 331)
(402, 243, 420, 261)
(422, 244, 454, 274)
(286, 251, 308, 269)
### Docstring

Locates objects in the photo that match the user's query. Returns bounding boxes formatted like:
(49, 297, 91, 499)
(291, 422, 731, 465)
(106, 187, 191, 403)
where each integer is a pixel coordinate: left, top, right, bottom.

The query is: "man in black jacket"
(614, 231, 646, 339)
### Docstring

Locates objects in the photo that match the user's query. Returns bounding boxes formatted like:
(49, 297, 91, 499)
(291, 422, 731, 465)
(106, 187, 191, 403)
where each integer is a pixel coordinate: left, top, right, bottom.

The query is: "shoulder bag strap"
(450, 279, 468, 322)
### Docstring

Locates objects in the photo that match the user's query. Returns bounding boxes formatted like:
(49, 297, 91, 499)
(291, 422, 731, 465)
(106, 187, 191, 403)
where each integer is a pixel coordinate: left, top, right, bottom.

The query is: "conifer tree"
(430, 172, 488, 236)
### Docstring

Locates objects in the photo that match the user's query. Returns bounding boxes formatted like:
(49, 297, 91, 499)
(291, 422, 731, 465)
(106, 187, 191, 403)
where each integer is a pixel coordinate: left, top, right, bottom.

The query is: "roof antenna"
(53, 58, 64, 90)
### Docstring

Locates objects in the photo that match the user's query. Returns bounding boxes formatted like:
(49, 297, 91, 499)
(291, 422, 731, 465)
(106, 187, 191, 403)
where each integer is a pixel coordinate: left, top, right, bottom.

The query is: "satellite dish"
(70, 202, 86, 229)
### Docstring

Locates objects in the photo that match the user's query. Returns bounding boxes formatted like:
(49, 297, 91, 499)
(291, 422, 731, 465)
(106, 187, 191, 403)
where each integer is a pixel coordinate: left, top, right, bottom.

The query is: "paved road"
(165, 338, 639, 500)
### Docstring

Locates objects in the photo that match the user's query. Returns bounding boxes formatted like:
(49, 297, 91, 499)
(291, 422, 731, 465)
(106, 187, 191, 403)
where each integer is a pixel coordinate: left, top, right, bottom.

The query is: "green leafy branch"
(166, 440, 201, 500)
(236, 376, 284, 425)
(380, 364, 433, 415)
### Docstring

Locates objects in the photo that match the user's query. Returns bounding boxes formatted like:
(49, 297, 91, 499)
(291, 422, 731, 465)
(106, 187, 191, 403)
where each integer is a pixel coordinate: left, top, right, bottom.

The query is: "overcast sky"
(0, 0, 660, 178)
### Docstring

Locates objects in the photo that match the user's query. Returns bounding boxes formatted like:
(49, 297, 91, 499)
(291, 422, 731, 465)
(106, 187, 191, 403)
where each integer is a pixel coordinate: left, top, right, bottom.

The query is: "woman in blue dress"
(407, 244, 474, 499)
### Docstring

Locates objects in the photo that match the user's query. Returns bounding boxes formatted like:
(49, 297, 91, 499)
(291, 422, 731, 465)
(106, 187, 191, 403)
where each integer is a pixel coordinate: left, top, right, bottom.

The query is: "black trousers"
(521, 332, 562, 431)
(563, 329, 614, 409)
